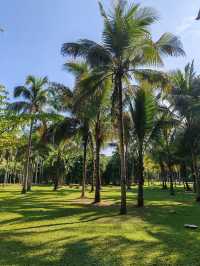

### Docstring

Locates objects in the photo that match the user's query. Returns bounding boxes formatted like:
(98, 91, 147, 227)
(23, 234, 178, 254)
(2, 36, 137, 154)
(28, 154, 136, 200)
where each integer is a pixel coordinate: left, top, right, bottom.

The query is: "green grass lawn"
(0, 185, 200, 266)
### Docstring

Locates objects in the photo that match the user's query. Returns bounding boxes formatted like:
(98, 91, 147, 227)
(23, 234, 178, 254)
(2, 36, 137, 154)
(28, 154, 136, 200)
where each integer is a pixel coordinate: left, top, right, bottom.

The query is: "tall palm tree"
(73, 69, 112, 203)
(65, 62, 93, 198)
(62, 1, 184, 214)
(171, 62, 200, 200)
(128, 86, 158, 207)
(10, 75, 49, 193)
(92, 108, 112, 203)
(123, 112, 132, 190)
(49, 75, 92, 198)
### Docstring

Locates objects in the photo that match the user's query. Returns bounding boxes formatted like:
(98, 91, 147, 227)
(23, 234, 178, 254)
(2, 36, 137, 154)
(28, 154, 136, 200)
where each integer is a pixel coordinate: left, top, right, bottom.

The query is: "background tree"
(10, 75, 49, 193)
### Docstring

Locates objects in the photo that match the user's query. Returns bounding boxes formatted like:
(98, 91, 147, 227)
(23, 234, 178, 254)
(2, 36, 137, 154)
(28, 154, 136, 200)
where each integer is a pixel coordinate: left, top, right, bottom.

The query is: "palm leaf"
(155, 33, 185, 57)
(14, 86, 31, 100)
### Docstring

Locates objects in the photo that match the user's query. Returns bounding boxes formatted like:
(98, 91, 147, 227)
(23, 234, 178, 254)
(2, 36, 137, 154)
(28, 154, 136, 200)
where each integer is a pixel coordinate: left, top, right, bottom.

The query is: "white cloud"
(176, 16, 196, 35)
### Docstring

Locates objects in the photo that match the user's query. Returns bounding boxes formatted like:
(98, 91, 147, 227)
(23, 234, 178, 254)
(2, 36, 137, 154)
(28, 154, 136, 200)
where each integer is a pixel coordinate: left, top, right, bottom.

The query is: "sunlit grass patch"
(0, 185, 200, 265)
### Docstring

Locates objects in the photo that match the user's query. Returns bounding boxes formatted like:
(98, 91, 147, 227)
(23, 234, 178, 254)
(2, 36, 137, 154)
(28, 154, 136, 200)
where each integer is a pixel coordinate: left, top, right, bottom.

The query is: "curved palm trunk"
(94, 114, 101, 203)
(22, 119, 33, 194)
(117, 74, 127, 214)
(137, 143, 144, 207)
(81, 138, 88, 198)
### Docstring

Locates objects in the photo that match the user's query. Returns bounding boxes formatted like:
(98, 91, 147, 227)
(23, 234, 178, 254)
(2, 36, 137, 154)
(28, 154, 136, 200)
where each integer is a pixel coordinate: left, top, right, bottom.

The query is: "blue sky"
(0, 0, 200, 95)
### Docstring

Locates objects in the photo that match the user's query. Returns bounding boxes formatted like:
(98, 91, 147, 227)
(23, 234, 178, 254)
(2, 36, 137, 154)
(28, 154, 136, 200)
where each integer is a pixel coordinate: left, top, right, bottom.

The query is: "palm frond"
(14, 86, 31, 100)
(134, 69, 171, 91)
(155, 33, 185, 57)
(129, 88, 157, 142)
(134, 6, 159, 26)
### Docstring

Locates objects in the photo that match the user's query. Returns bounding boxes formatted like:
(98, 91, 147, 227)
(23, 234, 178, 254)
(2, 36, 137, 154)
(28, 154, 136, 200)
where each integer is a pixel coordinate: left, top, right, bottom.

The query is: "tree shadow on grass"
(0, 235, 165, 266)
(1, 186, 200, 265)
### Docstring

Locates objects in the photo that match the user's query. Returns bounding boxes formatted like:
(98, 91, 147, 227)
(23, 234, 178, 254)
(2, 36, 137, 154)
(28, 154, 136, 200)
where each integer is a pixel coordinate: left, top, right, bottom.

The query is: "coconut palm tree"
(123, 112, 133, 189)
(128, 85, 159, 207)
(65, 62, 93, 198)
(170, 62, 200, 200)
(92, 109, 112, 203)
(10, 75, 49, 193)
(73, 69, 112, 203)
(48, 76, 91, 198)
(62, 1, 184, 214)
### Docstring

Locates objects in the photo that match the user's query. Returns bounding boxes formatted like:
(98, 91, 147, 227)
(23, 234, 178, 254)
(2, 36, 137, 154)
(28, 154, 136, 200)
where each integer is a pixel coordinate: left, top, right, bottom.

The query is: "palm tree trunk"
(94, 115, 101, 203)
(27, 162, 33, 192)
(160, 162, 167, 190)
(191, 162, 196, 193)
(117, 74, 127, 214)
(192, 155, 200, 202)
(81, 138, 88, 198)
(168, 165, 175, 196)
(22, 119, 33, 194)
(3, 158, 9, 187)
(54, 168, 59, 191)
(125, 144, 131, 190)
(180, 163, 191, 191)
(90, 137, 95, 193)
(35, 159, 38, 184)
(137, 143, 144, 207)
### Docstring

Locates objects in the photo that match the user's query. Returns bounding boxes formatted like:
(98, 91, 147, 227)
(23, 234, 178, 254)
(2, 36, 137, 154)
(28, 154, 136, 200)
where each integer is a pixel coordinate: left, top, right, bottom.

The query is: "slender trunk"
(191, 162, 196, 193)
(181, 163, 191, 191)
(160, 162, 167, 190)
(168, 165, 175, 196)
(90, 137, 95, 193)
(94, 115, 101, 203)
(13, 159, 17, 185)
(137, 143, 144, 207)
(35, 160, 38, 185)
(3, 158, 9, 186)
(125, 144, 131, 190)
(27, 162, 33, 192)
(40, 160, 44, 182)
(117, 74, 127, 214)
(81, 138, 87, 198)
(54, 170, 59, 191)
(193, 155, 200, 202)
(22, 119, 34, 194)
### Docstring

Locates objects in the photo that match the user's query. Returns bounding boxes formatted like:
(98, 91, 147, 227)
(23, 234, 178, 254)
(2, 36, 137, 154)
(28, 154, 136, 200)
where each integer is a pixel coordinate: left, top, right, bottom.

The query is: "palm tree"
(65, 62, 93, 198)
(10, 75, 49, 193)
(62, 1, 184, 214)
(123, 112, 132, 190)
(92, 109, 112, 203)
(159, 121, 177, 196)
(48, 77, 91, 198)
(73, 69, 112, 203)
(46, 141, 73, 191)
(171, 62, 200, 200)
(128, 86, 159, 207)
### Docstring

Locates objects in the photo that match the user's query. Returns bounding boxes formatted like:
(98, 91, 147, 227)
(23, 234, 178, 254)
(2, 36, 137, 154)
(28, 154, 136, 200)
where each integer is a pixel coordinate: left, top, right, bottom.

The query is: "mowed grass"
(0, 185, 200, 266)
